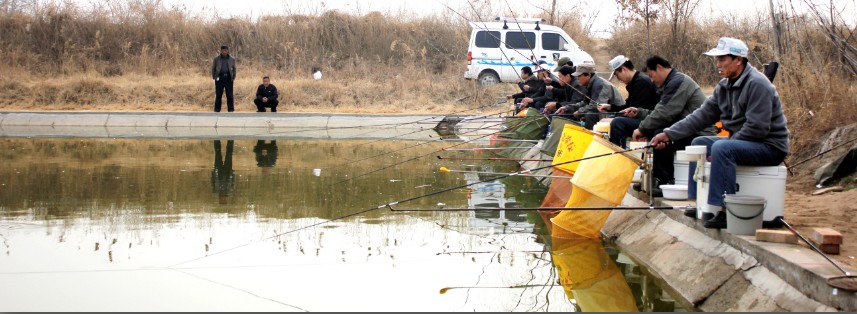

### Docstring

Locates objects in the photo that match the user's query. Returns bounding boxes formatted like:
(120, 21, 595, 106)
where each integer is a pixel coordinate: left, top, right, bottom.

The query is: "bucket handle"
(724, 201, 766, 220)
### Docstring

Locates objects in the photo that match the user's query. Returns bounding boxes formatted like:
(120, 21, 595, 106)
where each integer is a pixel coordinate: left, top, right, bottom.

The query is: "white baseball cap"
(607, 55, 629, 81)
(704, 37, 749, 57)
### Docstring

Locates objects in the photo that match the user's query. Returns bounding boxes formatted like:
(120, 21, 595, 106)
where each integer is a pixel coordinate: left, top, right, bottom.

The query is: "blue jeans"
(687, 136, 787, 207)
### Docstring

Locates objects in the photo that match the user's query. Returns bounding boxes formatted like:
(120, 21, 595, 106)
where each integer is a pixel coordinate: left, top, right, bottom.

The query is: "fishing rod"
(436, 250, 548, 255)
(441, 147, 533, 152)
(389, 205, 695, 212)
(786, 135, 857, 174)
(340, 111, 513, 166)
(439, 168, 569, 179)
(328, 116, 546, 186)
(437, 156, 551, 162)
(170, 119, 614, 269)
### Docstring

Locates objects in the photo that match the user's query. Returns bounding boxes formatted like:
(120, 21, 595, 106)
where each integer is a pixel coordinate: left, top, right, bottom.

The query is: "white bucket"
(313, 168, 321, 176)
(724, 194, 766, 236)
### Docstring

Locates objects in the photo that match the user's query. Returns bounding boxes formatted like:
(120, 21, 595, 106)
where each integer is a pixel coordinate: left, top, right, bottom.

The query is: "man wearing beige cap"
(554, 63, 624, 130)
(650, 37, 790, 228)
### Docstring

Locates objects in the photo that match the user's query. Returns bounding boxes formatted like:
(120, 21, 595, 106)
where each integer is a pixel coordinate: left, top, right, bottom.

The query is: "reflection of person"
(211, 140, 235, 204)
(253, 140, 278, 167)
(650, 37, 789, 228)
(211, 45, 236, 112)
(254, 76, 279, 112)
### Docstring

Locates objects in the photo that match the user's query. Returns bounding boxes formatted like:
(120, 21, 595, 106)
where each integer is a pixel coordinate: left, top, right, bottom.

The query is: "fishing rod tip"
(436, 155, 442, 159)
(439, 167, 450, 173)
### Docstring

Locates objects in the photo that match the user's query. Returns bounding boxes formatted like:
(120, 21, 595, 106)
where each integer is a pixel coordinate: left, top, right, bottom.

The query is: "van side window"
(542, 33, 569, 51)
(505, 32, 536, 49)
(475, 31, 501, 48)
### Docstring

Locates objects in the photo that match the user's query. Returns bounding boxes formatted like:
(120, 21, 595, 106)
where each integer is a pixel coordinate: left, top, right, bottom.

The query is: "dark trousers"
(609, 117, 642, 148)
(214, 77, 234, 112)
(651, 127, 696, 184)
(254, 99, 279, 112)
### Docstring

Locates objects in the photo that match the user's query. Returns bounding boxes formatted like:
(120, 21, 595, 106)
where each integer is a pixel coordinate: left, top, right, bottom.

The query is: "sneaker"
(684, 208, 697, 218)
(703, 211, 727, 229)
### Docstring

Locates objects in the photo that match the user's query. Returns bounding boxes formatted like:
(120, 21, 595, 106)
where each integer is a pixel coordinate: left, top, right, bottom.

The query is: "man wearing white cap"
(606, 55, 660, 148)
(650, 37, 790, 228)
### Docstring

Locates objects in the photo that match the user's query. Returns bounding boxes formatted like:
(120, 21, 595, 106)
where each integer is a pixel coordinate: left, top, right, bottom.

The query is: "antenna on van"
(502, 21, 508, 29)
(535, 21, 540, 30)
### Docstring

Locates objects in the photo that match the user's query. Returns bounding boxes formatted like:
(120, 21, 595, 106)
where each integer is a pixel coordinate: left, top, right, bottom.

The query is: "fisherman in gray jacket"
(553, 64, 624, 129)
(211, 45, 237, 112)
(650, 37, 789, 228)
(624, 56, 716, 196)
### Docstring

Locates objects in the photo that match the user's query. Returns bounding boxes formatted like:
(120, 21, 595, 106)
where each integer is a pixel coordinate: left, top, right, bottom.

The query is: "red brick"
(811, 228, 843, 245)
(816, 243, 840, 255)
(755, 229, 798, 244)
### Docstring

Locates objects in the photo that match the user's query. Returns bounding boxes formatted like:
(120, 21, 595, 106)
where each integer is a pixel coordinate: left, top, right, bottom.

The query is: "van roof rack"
(495, 17, 545, 23)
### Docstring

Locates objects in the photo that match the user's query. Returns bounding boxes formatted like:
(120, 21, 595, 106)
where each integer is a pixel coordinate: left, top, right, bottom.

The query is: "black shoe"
(632, 183, 643, 192)
(703, 211, 727, 229)
(651, 186, 663, 197)
(701, 212, 715, 222)
(684, 208, 697, 218)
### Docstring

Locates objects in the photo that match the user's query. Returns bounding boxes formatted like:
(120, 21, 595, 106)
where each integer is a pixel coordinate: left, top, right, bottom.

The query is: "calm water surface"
(0, 137, 683, 311)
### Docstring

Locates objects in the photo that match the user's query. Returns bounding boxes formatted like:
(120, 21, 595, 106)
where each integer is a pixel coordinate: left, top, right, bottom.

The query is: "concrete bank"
(608, 194, 855, 311)
(0, 112, 461, 139)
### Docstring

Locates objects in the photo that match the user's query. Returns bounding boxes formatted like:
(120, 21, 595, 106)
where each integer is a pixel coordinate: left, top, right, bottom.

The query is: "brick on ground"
(812, 242, 841, 255)
(811, 227, 843, 245)
(755, 229, 798, 244)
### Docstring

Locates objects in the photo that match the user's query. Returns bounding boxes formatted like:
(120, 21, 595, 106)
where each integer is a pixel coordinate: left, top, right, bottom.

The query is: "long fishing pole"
(437, 156, 551, 162)
(329, 115, 547, 186)
(436, 250, 548, 255)
(170, 144, 652, 268)
(442, 147, 533, 152)
(389, 205, 694, 212)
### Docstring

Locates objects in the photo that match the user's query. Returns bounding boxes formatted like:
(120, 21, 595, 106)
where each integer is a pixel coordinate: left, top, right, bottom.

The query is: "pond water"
(0, 136, 685, 311)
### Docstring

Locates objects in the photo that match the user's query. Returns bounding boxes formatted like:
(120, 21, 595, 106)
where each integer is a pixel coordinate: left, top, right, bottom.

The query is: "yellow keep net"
(552, 124, 595, 175)
(552, 137, 643, 239)
(551, 235, 638, 312)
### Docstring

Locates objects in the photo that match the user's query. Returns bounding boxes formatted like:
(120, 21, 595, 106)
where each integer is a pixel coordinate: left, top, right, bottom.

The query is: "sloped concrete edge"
(603, 209, 840, 311)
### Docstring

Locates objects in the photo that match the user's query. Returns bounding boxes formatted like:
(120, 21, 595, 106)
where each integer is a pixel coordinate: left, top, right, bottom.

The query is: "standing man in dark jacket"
(211, 45, 237, 112)
(254, 76, 279, 112)
(651, 37, 789, 228)
(607, 55, 661, 148)
(626, 56, 717, 196)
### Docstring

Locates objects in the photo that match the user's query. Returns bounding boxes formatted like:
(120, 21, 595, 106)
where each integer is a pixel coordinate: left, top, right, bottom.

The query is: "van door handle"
(540, 56, 547, 59)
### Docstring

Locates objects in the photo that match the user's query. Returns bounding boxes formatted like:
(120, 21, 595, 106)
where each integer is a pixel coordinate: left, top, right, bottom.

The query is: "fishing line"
(390, 205, 694, 212)
(437, 156, 551, 162)
(327, 115, 545, 186)
(169, 144, 652, 268)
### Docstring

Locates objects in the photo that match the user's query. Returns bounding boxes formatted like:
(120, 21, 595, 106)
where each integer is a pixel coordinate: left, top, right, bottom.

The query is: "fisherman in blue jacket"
(650, 37, 790, 228)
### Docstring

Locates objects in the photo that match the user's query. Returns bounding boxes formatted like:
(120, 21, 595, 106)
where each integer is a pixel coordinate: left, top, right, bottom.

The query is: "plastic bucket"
(724, 194, 766, 236)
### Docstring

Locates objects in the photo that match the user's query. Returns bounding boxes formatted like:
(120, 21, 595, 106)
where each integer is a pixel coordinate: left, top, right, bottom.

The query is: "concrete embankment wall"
(0, 112, 450, 139)
(607, 194, 853, 311)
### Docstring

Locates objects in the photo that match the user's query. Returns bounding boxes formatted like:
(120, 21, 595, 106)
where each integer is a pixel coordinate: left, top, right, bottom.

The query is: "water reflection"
(551, 235, 638, 312)
(253, 140, 278, 168)
(212, 139, 236, 204)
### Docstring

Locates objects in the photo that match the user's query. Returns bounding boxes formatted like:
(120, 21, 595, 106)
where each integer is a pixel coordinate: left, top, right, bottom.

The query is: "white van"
(464, 17, 595, 87)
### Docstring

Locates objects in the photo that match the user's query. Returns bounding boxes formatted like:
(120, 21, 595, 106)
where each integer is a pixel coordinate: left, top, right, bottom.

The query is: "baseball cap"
(555, 57, 571, 71)
(220, 45, 229, 50)
(703, 37, 748, 57)
(571, 63, 595, 77)
(607, 55, 629, 81)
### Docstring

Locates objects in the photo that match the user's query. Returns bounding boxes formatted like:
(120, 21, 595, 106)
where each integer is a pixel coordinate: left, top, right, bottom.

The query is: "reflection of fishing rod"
(436, 250, 548, 255)
(440, 285, 559, 294)
(438, 167, 570, 179)
(437, 156, 551, 162)
(442, 147, 532, 152)
(390, 205, 694, 212)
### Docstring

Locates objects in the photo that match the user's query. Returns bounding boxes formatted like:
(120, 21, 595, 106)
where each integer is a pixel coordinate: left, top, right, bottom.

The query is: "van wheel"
(477, 71, 500, 87)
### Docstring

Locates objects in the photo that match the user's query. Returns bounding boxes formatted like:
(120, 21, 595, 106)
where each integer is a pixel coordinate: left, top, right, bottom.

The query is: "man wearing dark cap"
(211, 45, 237, 112)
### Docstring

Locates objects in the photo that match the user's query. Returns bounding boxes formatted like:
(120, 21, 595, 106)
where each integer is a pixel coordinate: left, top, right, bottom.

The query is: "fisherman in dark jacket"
(211, 45, 237, 112)
(626, 56, 717, 197)
(607, 55, 661, 148)
(254, 76, 279, 112)
(555, 63, 625, 130)
(507, 67, 545, 111)
(651, 37, 789, 228)
(538, 66, 587, 114)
